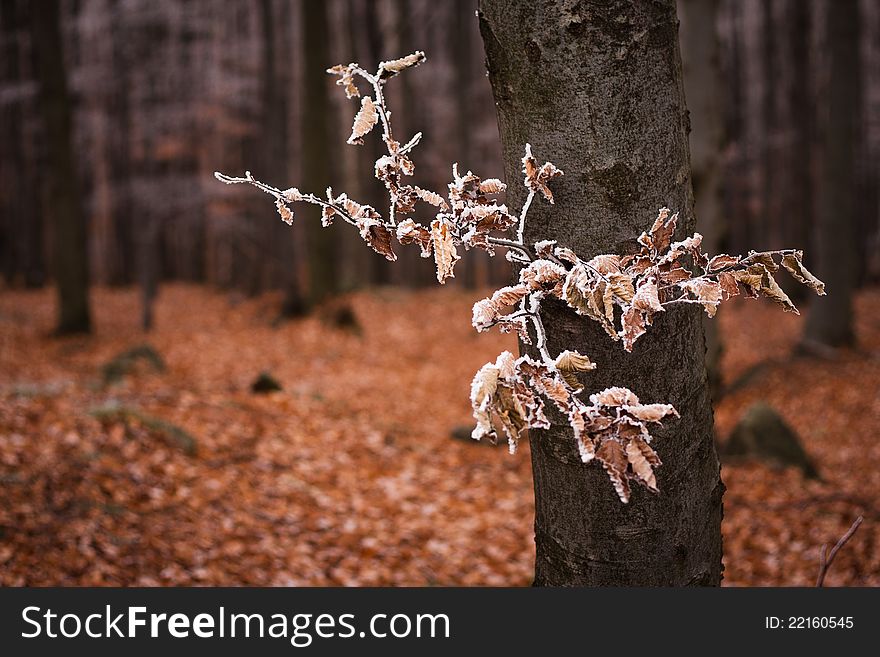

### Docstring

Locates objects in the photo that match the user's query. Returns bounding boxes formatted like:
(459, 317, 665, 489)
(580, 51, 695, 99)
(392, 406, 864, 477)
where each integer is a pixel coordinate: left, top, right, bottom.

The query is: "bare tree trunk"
(260, 0, 304, 316)
(479, 0, 722, 586)
(302, 0, 338, 306)
(803, 0, 859, 348)
(786, 0, 812, 267)
(679, 0, 725, 400)
(30, 0, 92, 334)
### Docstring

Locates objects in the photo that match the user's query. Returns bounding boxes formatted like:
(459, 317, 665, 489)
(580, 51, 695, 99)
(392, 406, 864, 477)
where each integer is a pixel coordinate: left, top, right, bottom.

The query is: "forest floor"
(1, 284, 878, 586)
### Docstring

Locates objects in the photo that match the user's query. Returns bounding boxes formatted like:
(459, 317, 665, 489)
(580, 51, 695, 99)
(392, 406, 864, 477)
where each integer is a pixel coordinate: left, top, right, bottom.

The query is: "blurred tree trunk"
(302, 0, 338, 306)
(260, 0, 304, 316)
(761, 0, 780, 247)
(0, 0, 43, 286)
(479, 0, 722, 586)
(107, 3, 135, 286)
(680, 0, 725, 401)
(30, 0, 92, 334)
(786, 0, 812, 264)
(803, 0, 859, 348)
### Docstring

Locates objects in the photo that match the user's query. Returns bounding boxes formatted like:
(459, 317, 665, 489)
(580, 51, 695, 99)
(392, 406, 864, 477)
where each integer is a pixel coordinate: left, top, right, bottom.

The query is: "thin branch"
(517, 189, 535, 244)
(816, 515, 864, 587)
(214, 171, 364, 229)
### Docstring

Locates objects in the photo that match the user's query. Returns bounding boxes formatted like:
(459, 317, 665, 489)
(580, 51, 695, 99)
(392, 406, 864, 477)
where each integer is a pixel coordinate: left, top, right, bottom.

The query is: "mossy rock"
(723, 402, 819, 479)
(102, 344, 165, 384)
(90, 403, 197, 456)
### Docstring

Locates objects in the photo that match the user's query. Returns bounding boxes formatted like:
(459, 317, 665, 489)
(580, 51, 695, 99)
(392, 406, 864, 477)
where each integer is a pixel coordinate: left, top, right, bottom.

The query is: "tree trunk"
(301, 0, 338, 306)
(260, 0, 304, 316)
(30, 0, 92, 334)
(479, 0, 722, 586)
(803, 0, 859, 348)
(679, 0, 725, 400)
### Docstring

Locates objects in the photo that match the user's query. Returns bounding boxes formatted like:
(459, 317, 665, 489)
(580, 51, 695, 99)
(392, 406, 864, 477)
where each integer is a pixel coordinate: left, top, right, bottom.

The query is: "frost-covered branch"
(215, 52, 825, 503)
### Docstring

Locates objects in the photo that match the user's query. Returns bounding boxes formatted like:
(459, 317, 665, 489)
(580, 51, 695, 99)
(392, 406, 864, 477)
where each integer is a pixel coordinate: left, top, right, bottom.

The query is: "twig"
(816, 515, 864, 587)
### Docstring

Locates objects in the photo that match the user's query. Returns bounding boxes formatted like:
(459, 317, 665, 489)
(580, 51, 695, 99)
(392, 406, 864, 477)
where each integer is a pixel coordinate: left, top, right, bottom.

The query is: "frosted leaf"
(553, 246, 578, 264)
(781, 251, 826, 295)
(570, 408, 597, 463)
(431, 219, 460, 284)
(620, 306, 646, 352)
(587, 254, 622, 275)
(470, 362, 499, 441)
(707, 254, 740, 273)
(679, 278, 722, 317)
(748, 251, 780, 273)
(326, 64, 360, 99)
(626, 438, 660, 493)
(534, 240, 557, 258)
(623, 403, 678, 423)
(632, 278, 663, 314)
(412, 187, 448, 209)
(717, 271, 740, 300)
(555, 350, 596, 373)
(734, 264, 798, 313)
(321, 206, 335, 227)
(638, 207, 676, 253)
(478, 178, 506, 194)
(521, 143, 563, 203)
(378, 51, 426, 78)
(607, 271, 635, 304)
(348, 96, 379, 145)
(275, 199, 294, 225)
(358, 218, 397, 261)
(659, 232, 703, 266)
(555, 350, 596, 389)
(472, 298, 499, 332)
(562, 265, 618, 340)
(597, 439, 631, 503)
(590, 387, 640, 408)
(395, 219, 432, 258)
(282, 187, 304, 202)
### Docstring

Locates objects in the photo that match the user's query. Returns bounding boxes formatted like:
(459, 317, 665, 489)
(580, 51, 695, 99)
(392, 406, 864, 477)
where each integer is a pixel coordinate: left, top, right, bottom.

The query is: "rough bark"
(679, 0, 725, 400)
(479, 0, 722, 586)
(30, 0, 92, 334)
(803, 0, 859, 348)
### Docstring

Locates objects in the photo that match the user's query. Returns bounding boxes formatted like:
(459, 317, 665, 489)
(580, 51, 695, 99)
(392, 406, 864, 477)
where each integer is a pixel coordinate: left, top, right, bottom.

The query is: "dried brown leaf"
(378, 51, 426, 78)
(626, 438, 660, 492)
(348, 96, 379, 145)
(781, 251, 826, 295)
(597, 439, 631, 503)
(431, 220, 460, 284)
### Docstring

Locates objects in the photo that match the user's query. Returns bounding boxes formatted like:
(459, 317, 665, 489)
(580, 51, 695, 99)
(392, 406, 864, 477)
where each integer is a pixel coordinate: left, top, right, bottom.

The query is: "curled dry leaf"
(348, 96, 379, 145)
(378, 51, 426, 78)
(522, 143, 563, 203)
(597, 440, 631, 503)
(626, 438, 660, 492)
(781, 251, 826, 295)
(358, 218, 396, 261)
(413, 187, 448, 210)
(395, 219, 432, 258)
(555, 350, 596, 389)
(679, 278, 723, 317)
(430, 219, 459, 284)
(478, 178, 506, 194)
(326, 64, 360, 99)
(274, 199, 294, 226)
